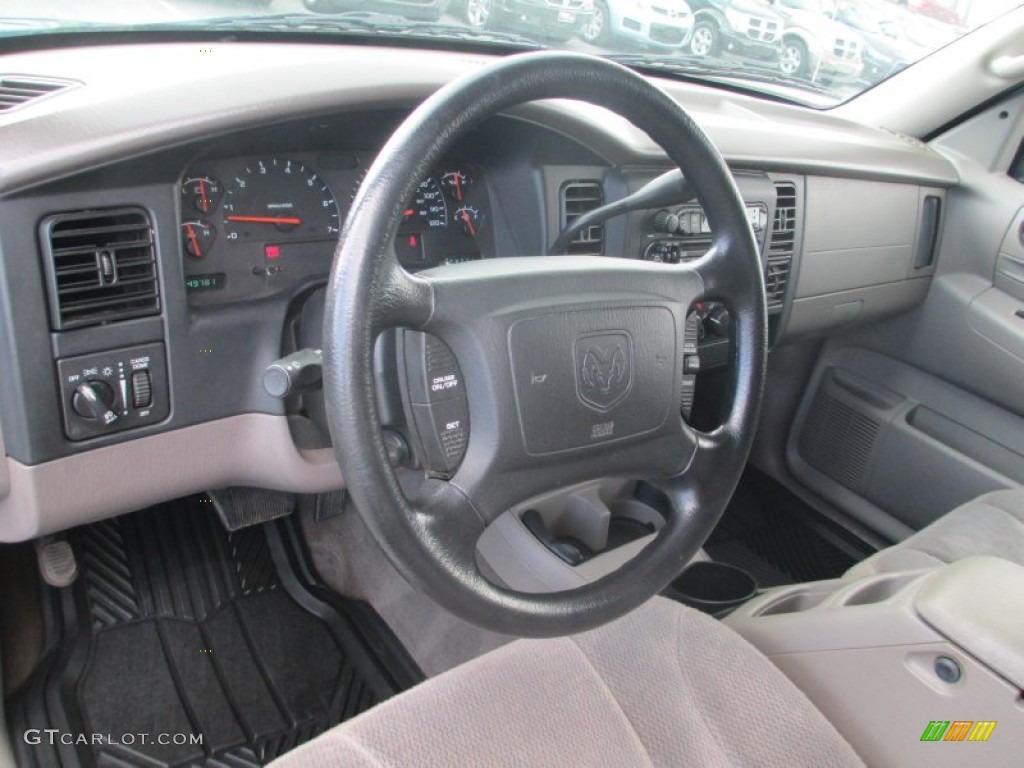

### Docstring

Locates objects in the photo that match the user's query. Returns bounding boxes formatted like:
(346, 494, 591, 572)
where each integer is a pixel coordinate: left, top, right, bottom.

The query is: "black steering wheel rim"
(323, 51, 767, 638)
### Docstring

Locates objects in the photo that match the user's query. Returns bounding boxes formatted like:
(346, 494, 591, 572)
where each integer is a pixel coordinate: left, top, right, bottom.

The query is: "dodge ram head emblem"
(574, 332, 633, 412)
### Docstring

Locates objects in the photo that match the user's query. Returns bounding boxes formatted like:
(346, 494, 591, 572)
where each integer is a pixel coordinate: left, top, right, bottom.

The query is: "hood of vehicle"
(649, 1, 693, 17)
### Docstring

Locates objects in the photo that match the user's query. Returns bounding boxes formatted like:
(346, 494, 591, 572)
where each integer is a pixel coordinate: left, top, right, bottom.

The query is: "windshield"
(2, 0, 1020, 107)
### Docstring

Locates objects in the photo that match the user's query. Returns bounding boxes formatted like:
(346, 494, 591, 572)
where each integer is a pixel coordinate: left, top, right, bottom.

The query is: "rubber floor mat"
(9, 499, 421, 767)
(706, 470, 875, 586)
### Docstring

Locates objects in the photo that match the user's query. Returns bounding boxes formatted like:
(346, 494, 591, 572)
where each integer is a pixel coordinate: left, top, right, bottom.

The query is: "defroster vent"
(766, 181, 797, 310)
(560, 181, 603, 254)
(0, 76, 75, 113)
(41, 208, 160, 330)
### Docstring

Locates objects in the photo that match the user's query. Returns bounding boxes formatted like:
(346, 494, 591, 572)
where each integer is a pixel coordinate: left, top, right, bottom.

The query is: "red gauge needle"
(461, 210, 476, 237)
(454, 172, 463, 202)
(198, 178, 208, 212)
(403, 209, 415, 218)
(185, 223, 201, 257)
(226, 215, 302, 225)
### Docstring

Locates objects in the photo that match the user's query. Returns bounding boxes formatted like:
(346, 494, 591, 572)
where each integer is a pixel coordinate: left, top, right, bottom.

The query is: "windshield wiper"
(605, 53, 834, 100)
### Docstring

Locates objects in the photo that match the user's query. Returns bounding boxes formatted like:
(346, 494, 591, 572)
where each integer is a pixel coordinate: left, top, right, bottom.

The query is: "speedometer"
(401, 177, 448, 230)
(221, 158, 340, 242)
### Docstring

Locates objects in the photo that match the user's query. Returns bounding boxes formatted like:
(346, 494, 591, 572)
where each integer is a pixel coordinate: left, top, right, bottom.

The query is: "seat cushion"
(846, 489, 1024, 579)
(269, 598, 862, 767)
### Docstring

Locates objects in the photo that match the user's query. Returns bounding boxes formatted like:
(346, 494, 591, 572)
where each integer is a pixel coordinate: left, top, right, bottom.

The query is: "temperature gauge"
(181, 220, 216, 258)
(441, 170, 472, 202)
(181, 176, 223, 215)
(454, 206, 481, 237)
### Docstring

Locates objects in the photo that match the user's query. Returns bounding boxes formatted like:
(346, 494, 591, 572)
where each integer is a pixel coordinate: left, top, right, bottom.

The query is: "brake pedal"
(36, 537, 78, 588)
(207, 488, 295, 531)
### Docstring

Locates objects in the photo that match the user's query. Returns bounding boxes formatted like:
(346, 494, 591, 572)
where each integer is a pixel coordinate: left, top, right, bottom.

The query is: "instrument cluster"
(179, 152, 490, 303)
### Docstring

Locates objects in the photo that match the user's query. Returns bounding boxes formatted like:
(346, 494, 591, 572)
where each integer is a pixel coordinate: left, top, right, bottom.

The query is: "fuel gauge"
(182, 220, 216, 258)
(182, 176, 223, 215)
(454, 206, 482, 237)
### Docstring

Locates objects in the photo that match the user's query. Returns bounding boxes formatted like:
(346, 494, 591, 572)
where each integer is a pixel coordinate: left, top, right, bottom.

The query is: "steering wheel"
(323, 51, 766, 638)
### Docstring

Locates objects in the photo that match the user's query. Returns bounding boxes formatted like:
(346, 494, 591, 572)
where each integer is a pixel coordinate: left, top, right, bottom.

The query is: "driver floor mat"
(8, 498, 422, 767)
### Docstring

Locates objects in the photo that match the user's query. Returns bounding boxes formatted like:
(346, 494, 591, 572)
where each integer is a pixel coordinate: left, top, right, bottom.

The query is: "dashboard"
(0, 41, 958, 542)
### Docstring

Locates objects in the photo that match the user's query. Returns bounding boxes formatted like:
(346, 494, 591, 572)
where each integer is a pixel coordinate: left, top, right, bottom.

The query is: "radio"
(641, 203, 768, 263)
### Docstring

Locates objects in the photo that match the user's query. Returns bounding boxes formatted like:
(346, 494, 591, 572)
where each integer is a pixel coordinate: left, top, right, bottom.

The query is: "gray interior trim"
(916, 556, 1024, 690)
(0, 414, 8, 500)
(785, 279, 931, 340)
(835, 5, 1024, 139)
(0, 413, 342, 542)
(797, 178, 922, 297)
(727, 569, 939, 654)
(935, 89, 1024, 174)
(995, 205, 1024, 303)
(787, 345, 1023, 538)
(969, 286, 1024, 361)
(476, 480, 663, 592)
(776, 175, 941, 342)
(728, 563, 1024, 767)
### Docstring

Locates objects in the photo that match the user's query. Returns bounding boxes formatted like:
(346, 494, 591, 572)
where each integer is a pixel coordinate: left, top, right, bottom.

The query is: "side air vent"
(766, 182, 797, 310)
(41, 208, 160, 330)
(560, 181, 604, 254)
(0, 76, 75, 113)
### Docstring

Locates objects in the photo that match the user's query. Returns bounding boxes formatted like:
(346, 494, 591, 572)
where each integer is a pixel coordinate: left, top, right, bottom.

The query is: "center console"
(724, 556, 1024, 767)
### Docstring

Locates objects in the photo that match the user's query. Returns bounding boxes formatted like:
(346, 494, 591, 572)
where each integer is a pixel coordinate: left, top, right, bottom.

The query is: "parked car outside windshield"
(0, 0, 1019, 106)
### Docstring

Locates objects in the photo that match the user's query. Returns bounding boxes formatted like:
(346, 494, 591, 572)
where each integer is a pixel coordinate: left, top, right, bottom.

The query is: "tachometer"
(401, 177, 448, 230)
(221, 158, 340, 242)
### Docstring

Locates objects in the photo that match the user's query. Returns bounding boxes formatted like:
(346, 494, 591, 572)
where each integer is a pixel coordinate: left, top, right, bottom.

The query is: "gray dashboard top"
(0, 42, 959, 195)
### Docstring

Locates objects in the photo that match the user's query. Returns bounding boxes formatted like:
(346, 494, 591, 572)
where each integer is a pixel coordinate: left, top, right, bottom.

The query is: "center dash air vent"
(41, 208, 160, 330)
(0, 76, 76, 113)
(766, 182, 797, 310)
(560, 181, 604, 254)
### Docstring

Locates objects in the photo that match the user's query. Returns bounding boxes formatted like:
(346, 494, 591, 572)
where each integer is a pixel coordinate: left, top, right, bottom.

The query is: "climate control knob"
(652, 209, 679, 234)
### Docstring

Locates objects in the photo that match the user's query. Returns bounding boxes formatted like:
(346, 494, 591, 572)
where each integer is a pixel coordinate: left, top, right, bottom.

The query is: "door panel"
(786, 99, 1024, 540)
(788, 346, 1024, 541)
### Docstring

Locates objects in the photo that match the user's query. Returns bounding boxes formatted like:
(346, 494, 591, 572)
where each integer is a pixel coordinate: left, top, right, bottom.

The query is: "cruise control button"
(411, 396, 470, 475)
(403, 331, 465, 405)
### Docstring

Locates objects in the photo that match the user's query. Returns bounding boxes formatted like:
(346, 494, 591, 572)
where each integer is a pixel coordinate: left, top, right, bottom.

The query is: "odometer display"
(222, 158, 340, 242)
(185, 272, 226, 293)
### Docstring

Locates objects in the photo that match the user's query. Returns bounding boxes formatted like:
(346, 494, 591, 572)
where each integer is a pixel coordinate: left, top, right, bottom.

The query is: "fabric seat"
(270, 598, 863, 767)
(846, 488, 1024, 579)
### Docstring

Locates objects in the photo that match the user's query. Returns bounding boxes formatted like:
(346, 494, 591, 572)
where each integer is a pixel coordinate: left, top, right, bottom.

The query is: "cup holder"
(664, 561, 758, 617)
